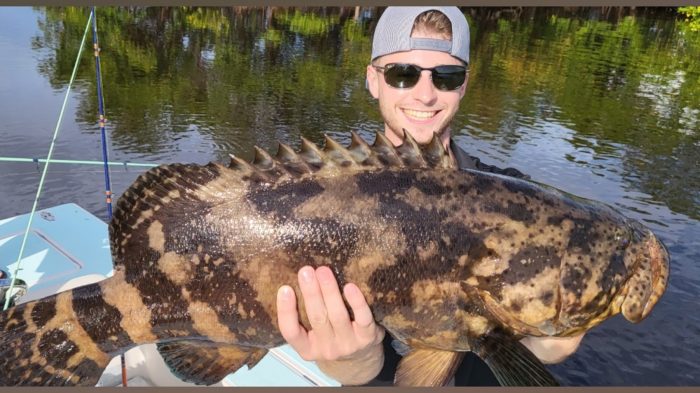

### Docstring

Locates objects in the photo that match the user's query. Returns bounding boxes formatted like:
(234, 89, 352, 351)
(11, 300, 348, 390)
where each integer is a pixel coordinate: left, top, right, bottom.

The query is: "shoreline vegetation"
(40, 6, 695, 22)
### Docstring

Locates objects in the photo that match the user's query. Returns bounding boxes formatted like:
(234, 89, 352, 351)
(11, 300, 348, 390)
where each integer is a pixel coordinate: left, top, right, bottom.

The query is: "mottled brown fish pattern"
(0, 132, 669, 386)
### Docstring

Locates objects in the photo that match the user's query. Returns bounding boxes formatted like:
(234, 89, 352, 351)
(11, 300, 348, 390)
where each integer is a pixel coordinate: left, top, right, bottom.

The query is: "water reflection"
(0, 6, 699, 386)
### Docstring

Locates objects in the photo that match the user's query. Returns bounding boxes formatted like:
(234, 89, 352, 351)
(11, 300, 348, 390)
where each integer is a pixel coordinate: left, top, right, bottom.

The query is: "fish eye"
(616, 233, 631, 250)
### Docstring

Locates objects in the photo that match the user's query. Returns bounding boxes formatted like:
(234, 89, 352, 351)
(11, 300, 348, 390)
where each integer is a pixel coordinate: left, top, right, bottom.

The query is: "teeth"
(403, 109, 436, 120)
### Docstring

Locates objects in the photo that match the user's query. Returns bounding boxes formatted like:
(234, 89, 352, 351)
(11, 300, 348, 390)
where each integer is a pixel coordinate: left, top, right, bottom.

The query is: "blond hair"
(411, 10, 453, 40)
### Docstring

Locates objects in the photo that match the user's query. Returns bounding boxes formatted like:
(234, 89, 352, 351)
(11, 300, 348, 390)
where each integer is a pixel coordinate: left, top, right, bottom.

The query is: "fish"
(0, 131, 669, 386)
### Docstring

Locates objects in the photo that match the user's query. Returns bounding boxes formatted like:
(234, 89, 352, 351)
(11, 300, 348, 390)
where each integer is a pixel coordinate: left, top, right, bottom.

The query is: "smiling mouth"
(402, 108, 438, 120)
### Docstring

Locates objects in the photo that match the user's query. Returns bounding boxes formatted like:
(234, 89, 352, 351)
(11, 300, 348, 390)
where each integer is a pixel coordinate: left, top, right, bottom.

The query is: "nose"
(410, 70, 438, 104)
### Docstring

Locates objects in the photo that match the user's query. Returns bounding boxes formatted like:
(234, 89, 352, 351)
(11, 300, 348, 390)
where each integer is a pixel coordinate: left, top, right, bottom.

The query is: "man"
(276, 6, 584, 386)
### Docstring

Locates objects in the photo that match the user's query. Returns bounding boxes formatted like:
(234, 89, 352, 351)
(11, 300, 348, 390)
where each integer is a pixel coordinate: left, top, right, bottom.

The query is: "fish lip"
(619, 229, 670, 323)
(641, 231, 670, 316)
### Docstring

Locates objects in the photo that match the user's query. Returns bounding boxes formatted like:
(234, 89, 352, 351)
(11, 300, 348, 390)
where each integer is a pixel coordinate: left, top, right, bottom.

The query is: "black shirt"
(362, 140, 528, 386)
(450, 139, 529, 181)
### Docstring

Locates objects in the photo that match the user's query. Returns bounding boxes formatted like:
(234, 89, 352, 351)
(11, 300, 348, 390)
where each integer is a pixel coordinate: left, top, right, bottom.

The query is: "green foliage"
(261, 28, 282, 44)
(341, 19, 368, 44)
(679, 6, 700, 32)
(274, 9, 339, 36)
(185, 7, 230, 32)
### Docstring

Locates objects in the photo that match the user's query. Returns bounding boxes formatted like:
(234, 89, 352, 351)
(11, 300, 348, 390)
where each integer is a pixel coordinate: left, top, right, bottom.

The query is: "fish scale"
(0, 131, 669, 386)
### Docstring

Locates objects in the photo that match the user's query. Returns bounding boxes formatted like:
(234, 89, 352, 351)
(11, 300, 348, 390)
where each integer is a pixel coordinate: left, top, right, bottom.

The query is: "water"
(0, 6, 698, 386)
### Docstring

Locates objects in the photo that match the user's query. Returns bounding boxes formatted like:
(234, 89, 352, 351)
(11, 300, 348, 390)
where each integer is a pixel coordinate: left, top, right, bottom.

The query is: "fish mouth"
(617, 230, 670, 323)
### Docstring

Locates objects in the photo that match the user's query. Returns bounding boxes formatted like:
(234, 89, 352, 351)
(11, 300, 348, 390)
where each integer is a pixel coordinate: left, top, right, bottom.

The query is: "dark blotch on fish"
(73, 285, 133, 353)
(284, 218, 360, 286)
(247, 178, 325, 220)
(31, 297, 56, 327)
(568, 221, 600, 254)
(506, 246, 561, 285)
(484, 201, 535, 225)
(38, 329, 78, 369)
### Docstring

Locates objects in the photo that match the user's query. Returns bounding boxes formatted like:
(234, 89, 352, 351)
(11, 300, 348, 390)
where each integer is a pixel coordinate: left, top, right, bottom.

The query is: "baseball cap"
(370, 6, 470, 65)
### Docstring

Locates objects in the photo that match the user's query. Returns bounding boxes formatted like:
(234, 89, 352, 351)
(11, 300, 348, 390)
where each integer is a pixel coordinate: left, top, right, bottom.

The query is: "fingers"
(344, 283, 384, 344)
(279, 265, 384, 363)
(316, 266, 354, 337)
(297, 266, 336, 345)
(276, 285, 310, 351)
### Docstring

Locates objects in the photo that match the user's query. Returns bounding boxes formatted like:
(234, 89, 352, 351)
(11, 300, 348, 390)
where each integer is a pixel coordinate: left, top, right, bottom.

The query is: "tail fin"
(0, 285, 113, 386)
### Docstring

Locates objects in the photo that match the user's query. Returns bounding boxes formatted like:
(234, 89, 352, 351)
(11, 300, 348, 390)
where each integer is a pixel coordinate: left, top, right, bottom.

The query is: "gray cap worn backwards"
(371, 6, 470, 65)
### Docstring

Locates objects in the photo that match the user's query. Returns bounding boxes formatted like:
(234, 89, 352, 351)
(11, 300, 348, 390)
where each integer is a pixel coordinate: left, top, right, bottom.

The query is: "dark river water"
(0, 6, 698, 386)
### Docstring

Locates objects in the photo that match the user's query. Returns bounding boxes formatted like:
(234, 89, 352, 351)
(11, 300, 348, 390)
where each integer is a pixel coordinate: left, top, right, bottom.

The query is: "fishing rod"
(90, 6, 129, 387)
(92, 6, 113, 221)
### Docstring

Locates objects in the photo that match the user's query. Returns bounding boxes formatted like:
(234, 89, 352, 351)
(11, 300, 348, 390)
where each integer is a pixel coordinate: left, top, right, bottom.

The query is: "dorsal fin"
(348, 131, 381, 166)
(275, 142, 313, 177)
(372, 132, 403, 167)
(424, 132, 452, 168)
(228, 153, 272, 183)
(252, 146, 274, 170)
(299, 136, 327, 171)
(323, 134, 358, 168)
(253, 146, 290, 181)
(396, 129, 428, 168)
(225, 131, 455, 181)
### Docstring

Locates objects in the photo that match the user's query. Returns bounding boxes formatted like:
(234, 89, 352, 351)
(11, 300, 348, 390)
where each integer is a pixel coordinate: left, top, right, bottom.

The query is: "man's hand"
(276, 265, 385, 385)
(520, 334, 585, 364)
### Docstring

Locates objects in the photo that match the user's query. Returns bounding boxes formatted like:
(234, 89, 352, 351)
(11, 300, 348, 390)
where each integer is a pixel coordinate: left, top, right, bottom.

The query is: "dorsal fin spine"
(275, 143, 299, 162)
(323, 134, 356, 167)
(425, 132, 451, 168)
(299, 136, 326, 169)
(225, 131, 457, 180)
(253, 146, 274, 170)
(372, 131, 403, 167)
(396, 129, 427, 167)
(348, 131, 379, 166)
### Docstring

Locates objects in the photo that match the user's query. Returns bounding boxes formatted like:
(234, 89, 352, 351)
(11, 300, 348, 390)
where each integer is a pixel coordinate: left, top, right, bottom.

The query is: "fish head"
(613, 221, 670, 323)
(472, 204, 670, 338)
(559, 216, 670, 333)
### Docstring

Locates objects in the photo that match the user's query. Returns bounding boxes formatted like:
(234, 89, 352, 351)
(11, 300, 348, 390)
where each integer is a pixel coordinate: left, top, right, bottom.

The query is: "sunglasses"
(373, 63, 467, 91)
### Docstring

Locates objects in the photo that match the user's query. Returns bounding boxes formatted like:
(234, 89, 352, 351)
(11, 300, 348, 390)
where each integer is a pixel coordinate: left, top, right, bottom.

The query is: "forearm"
(316, 341, 385, 385)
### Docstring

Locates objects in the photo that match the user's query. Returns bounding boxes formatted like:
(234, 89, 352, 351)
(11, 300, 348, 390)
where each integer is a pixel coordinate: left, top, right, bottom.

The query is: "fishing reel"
(0, 269, 27, 308)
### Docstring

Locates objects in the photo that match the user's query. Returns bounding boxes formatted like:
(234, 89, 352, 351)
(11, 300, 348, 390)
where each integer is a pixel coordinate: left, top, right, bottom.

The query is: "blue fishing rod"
(91, 6, 128, 386)
(91, 6, 113, 221)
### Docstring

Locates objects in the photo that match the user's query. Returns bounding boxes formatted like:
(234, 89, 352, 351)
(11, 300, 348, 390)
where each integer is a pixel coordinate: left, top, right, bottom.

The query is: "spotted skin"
(0, 133, 669, 386)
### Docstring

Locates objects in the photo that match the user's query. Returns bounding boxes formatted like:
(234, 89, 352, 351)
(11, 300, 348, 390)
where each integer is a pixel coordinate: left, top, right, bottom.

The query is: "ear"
(366, 64, 380, 99)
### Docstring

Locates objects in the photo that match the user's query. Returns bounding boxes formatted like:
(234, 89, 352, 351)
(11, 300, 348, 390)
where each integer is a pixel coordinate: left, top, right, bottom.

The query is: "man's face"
(366, 48, 467, 147)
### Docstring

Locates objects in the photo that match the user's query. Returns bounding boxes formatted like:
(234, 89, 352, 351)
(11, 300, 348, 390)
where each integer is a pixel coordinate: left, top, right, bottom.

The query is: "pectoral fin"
(156, 340, 267, 385)
(394, 348, 465, 386)
(473, 330, 559, 386)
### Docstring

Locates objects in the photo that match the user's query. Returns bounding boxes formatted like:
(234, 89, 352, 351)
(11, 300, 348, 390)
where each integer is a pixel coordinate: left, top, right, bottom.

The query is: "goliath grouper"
(0, 131, 669, 386)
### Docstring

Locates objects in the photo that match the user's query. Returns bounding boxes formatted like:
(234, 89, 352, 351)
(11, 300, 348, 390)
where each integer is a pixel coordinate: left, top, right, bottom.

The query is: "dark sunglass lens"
(432, 66, 466, 91)
(384, 64, 421, 89)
